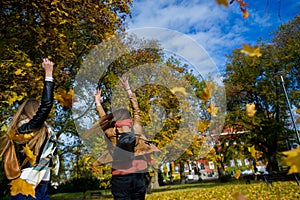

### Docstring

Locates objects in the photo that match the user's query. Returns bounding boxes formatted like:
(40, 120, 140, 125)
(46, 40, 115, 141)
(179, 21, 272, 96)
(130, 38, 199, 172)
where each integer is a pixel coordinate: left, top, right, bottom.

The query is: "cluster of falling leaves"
(170, 82, 218, 134)
(215, 0, 264, 57)
(215, 0, 249, 19)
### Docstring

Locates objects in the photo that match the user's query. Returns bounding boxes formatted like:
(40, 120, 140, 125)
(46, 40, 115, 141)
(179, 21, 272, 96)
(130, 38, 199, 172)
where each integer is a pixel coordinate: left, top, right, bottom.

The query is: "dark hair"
(112, 108, 131, 122)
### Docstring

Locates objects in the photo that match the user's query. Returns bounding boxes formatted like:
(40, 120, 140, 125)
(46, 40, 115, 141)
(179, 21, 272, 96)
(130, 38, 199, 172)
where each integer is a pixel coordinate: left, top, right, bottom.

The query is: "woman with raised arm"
(93, 76, 159, 200)
(0, 59, 59, 200)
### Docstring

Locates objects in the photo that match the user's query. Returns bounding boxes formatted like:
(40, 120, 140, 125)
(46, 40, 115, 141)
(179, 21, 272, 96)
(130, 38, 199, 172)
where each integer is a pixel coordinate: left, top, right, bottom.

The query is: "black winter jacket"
(17, 81, 54, 134)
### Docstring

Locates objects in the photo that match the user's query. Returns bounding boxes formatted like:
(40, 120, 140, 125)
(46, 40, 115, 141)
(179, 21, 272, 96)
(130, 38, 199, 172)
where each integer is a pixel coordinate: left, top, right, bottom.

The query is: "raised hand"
(42, 58, 54, 77)
(119, 76, 130, 91)
(94, 89, 102, 106)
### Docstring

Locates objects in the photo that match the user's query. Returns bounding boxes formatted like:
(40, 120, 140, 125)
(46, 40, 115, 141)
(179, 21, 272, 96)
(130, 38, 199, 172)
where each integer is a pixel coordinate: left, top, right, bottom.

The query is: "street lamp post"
(280, 75, 300, 144)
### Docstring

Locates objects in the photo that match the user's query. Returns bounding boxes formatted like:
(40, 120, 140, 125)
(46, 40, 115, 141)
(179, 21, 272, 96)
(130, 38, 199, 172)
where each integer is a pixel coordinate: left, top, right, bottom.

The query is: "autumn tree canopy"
(0, 0, 132, 122)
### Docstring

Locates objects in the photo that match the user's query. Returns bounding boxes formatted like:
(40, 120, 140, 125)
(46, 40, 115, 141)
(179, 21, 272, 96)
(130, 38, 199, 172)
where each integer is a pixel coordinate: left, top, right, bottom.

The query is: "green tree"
(224, 14, 300, 173)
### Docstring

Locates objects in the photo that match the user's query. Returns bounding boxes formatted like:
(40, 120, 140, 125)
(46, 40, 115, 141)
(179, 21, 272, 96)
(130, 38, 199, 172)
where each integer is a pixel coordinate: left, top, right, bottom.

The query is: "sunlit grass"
(50, 181, 300, 200)
(146, 181, 300, 200)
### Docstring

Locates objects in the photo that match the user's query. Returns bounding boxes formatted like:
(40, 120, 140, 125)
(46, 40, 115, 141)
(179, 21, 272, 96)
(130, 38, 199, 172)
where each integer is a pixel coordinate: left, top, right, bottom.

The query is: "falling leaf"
(54, 88, 77, 108)
(197, 120, 210, 133)
(241, 7, 249, 18)
(246, 103, 256, 117)
(84, 154, 91, 163)
(232, 192, 249, 200)
(234, 170, 241, 179)
(200, 87, 211, 102)
(248, 145, 256, 157)
(241, 44, 262, 57)
(296, 117, 300, 124)
(207, 103, 219, 116)
(170, 87, 188, 96)
(237, 0, 249, 7)
(215, 0, 229, 7)
(9, 178, 35, 198)
(296, 108, 300, 114)
(281, 146, 300, 174)
(23, 144, 36, 166)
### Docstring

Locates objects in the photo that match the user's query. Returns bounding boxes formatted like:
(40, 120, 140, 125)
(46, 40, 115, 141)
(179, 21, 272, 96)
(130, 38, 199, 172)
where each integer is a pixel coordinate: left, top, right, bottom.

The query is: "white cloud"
(127, 0, 299, 71)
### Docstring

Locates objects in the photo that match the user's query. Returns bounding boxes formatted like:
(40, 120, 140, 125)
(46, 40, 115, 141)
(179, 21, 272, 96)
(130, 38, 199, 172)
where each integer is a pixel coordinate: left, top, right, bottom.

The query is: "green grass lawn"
(50, 180, 300, 200)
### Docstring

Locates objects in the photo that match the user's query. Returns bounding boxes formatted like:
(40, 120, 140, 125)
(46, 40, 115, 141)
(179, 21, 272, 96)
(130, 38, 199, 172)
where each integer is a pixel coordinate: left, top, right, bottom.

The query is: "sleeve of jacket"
(129, 93, 142, 135)
(17, 81, 54, 134)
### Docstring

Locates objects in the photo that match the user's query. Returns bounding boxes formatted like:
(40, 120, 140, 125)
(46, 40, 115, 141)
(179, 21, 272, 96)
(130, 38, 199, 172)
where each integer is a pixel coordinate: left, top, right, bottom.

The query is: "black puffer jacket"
(17, 81, 54, 134)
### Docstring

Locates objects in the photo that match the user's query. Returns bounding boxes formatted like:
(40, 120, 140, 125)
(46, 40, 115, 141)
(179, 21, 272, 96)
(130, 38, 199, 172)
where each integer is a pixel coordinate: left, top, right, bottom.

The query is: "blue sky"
(127, 0, 300, 73)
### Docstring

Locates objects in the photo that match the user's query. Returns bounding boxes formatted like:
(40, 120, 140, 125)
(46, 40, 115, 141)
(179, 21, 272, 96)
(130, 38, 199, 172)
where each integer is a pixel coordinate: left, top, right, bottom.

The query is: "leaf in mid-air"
(215, 0, 229, 7)
(200, 87, 211, 102)
(54, 89, 77, 108)
(241, 44, 262, 57)
(197, 120, 210, 133)
(246, 103, 256, 117)
(234, 170, 241, 179)
(281, 146, 300, 174)
(248, 145, 256, 157)
(240, 7, 249, 18)
(207, 103, 219, 116)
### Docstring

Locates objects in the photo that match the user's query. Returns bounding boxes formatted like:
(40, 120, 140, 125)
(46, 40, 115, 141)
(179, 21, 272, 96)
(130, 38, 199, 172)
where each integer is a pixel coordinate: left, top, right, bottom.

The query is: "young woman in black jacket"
(0, 59, 58, 200)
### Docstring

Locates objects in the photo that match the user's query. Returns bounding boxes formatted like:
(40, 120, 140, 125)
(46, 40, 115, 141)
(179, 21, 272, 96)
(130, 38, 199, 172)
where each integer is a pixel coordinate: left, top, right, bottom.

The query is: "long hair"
(0, 100, 48, 158)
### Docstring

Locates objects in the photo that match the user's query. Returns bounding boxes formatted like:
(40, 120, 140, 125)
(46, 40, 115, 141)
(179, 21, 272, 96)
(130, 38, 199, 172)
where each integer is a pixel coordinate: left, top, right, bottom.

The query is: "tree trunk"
(266, 154, 280, 173)
(152, 170, 160, 189)
(179, 161, 186, 184)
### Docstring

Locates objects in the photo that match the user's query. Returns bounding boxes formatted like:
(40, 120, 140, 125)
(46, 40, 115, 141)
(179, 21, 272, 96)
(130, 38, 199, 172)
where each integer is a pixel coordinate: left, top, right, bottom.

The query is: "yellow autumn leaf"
(84, 154, 91, 163)
(13, 133, 34, 142)
(296, 117, 300, 124)
(207, 103, 219, 116)
(241, 7, 249, 18)
(200, 87, 211, 102)
(246, 103, 256, 117)
(296, 108, 300, 114)
(25, 62, 33, 67)
(54, 88, 77, 108)
(248, 145, 256, 157)
(197, 120, 210, 133)
(23, 144, 36, 166)
(240, 44, 262, 57)
(232, 191, 249, 200)
(215, 0, 229, 7)
(170, 87, 188, 96)
(9, 178, 35, 198)
(281, 146, 300, 174)
(6, 92, 24, 106)
(14, 69, 23, 75)
(1, 124, 8, 132)
(234, 170, 241, 179)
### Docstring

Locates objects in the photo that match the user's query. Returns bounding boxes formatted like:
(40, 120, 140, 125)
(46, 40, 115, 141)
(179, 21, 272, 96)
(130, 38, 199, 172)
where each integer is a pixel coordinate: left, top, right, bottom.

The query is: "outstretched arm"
(94, 88, 106, 117)
(119, 76, 142, 134)
(18, 59, 54, 134)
